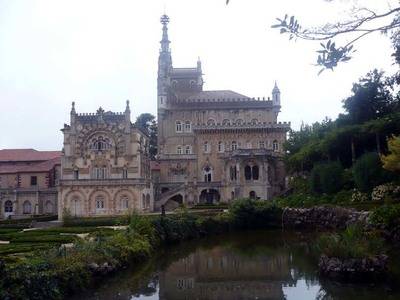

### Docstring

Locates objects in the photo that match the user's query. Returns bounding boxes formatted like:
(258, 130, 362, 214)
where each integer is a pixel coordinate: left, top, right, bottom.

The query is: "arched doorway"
(249, 191, 257, 199)
(165, 194, 183, 211)
(23, 201, 32, 214)
(199, 189, 221, 205)
(4, 200, 13, 218)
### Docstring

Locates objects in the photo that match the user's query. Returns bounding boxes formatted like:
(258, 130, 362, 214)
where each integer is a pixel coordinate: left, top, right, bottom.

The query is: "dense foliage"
(316, 225, 385, 259)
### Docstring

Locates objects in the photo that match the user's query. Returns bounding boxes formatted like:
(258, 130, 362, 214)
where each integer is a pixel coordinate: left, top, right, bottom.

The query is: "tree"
(226, 1, 400, 72)
(381, 135, 400, 173)
(343, 70, 393, 124)
(270, 2, 400, 72)
(135, 113, 158, 160)
(310, 161, 344, 194)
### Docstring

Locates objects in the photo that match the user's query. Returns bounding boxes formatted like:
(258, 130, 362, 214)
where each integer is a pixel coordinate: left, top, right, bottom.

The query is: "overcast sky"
(0, 0, 397, 150)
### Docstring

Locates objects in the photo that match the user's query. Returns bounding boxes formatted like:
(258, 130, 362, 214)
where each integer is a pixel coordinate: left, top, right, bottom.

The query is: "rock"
(318, 254, 388, 281)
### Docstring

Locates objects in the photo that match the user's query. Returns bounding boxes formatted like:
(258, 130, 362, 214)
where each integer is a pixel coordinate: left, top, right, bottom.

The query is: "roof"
(0, 149, 62, 162)
(170, 67, 201, 79)
(184, 90, 250, 101)
(0, 157, 60, 174)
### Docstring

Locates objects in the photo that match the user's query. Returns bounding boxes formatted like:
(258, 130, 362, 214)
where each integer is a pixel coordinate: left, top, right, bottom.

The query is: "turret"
(272, 81, 281, 106)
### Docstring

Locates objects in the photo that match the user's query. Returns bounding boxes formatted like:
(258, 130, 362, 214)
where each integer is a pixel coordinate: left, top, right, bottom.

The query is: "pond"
(71, 230, 400, 300)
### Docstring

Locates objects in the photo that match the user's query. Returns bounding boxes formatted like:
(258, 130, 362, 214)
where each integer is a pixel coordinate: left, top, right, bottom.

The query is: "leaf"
(280, 28, 287, 34)
(318, 68, 325, 76)
(271, 24, 282, 28)
(327, 40, 331, 49)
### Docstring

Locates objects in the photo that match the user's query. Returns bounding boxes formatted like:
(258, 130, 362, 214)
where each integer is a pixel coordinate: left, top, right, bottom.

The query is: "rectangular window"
(74, 170, 79, 180)
(177, 146, 183, 155)
(30, 176, 37, 186)
(122, 169, 128, 179)
(259, 141, 265, 148)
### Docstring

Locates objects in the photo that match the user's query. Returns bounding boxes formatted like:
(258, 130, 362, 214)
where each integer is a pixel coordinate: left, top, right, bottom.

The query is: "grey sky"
(0, 0, 397, 150)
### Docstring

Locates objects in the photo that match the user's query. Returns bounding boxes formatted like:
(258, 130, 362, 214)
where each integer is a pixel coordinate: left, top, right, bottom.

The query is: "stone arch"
(165, 194, 183, 210)
(45, 201, 54, 214)
(88, 189, 112, 215)
(23, 201, 32, 214)
(199, 189, 220, 204)
(64, 190, 87, 217)
(114, 189, 136, 211)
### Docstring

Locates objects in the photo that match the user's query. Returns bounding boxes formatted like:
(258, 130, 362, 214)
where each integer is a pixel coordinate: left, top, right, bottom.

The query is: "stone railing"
(193, 121, 290, 132)
(59, 178, 148, 186)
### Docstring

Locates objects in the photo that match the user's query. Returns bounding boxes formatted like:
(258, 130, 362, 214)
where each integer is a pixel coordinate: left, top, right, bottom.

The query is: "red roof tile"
(0, 149, 61, 162)
(0, 157, 60, 174)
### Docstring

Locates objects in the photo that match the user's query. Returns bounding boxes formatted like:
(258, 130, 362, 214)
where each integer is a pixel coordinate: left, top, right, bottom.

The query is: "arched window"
(95, 196, 105, 212)
(207, 119, 215, 126)
(204, 141, 210, 153)
(235, 119, 243, 126)
(218, 141, 224, 153)
(259, 141, 265, 149)
(4, 201, 13, 213)
(176, 121, 182, 133)
(252, 165, 259, 180)
(177, 146, 183, 155)
(185, 145, 191, 155)
(203, 166, 212, 182)
(244, 165, 252, 180)
(273, 140, 279, 152)
(231, 141, 237, 151)
(90, 136, 111, 151)
(246, 141, 252, 149)
(251, 119, 258, 125)
(249, 191, 257, 199)
(184, 121, 191, 132)
(222, 119, 230, 126)
(23, 201, 32, 214)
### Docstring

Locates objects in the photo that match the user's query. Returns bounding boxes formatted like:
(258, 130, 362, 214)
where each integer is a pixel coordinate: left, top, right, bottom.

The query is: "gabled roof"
(0, 149, 61, 162)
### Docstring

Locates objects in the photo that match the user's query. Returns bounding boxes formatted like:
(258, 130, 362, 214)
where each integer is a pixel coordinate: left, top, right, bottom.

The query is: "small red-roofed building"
(0, 149, 61, 219)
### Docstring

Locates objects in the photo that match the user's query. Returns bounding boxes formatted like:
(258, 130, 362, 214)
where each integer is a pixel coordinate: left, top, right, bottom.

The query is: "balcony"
(59, 178, 149, 187)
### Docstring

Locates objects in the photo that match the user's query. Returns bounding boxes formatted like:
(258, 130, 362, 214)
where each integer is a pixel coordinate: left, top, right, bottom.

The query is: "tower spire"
(160, 14, 170, 53)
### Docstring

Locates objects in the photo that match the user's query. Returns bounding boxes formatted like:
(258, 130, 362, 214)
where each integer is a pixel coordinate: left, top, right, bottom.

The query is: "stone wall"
(282, 206, 370, 230)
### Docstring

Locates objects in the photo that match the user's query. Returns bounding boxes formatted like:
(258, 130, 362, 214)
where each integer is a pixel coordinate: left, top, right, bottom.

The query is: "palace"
(57, 102, 153, 218)
(154, 15, 290, 210)
(0, 14, 290, 219)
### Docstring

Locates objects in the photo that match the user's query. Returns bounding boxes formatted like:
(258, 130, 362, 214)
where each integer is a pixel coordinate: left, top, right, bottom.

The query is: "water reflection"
(72, 230, 400, 300)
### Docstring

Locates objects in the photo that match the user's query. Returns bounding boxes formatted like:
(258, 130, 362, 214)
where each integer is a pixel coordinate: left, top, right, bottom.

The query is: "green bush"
(353, 152, 392, 192)
(229, 198, 282, 229)
(316, 225, 385, 259)
(370, 204, 400, 226)
(310, 161, 344, 194)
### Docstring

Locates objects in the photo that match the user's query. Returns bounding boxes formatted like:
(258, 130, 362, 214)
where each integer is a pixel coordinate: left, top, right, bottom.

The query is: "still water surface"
(73, 230, 400, 300)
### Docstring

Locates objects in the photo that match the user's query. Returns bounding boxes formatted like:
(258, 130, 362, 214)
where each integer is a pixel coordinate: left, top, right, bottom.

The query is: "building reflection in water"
(158, 246, 295, 300)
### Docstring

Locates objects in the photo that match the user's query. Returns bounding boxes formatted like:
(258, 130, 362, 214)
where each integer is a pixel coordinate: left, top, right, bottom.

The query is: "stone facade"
(155, 15, 290, 209)
(0, 149, 60, 219)
(58, 102, 153, 219)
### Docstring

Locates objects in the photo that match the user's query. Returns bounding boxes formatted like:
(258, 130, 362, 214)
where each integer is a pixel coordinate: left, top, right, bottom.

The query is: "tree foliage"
(310, 161, 344, 194)
(270, 2, 400, 72)
(352, 152, 390, 192)
(381, 135, 400, 173)
(135, 113, 158, 160)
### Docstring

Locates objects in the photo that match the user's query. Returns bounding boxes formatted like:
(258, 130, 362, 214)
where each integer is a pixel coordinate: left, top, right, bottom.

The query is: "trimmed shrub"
(229, 198, 283, 229)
